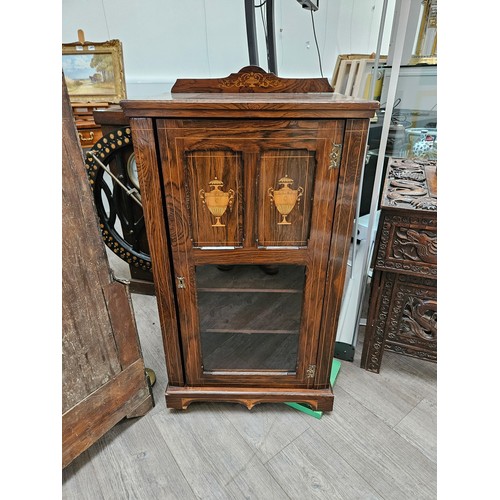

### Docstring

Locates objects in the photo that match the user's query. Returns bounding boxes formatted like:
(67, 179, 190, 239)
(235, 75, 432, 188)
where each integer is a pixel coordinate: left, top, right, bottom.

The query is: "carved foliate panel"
(374, 158, 437, 276)
(362, 274, 395, 373)
(384, 273, 437, 359)
(375, 213, 437, 276)
(363, 272, 436, 372)
(381, 158, 437, 211)
(257, 149, 315, 247)
(185, 150, 243, 247)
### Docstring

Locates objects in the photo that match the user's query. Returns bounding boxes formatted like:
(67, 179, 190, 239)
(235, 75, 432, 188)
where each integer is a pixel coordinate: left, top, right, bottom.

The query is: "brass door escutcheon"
(329, 143, 342, 169)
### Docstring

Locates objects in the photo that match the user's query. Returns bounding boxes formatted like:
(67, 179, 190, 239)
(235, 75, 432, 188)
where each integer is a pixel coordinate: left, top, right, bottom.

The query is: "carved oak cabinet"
(361, 158, 437, 373)
(121, 70, 377, 411)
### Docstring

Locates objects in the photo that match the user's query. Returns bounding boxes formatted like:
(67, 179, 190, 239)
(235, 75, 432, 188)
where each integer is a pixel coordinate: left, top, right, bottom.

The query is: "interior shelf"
(201, 331, 299, 371)
(198, 290, 303, 335)
(196, 264, 304, 370)
(195, 264, 305, 294)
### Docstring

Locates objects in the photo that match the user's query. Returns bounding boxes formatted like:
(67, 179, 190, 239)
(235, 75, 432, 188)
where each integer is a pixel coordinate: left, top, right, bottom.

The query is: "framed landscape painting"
(62, 39, 126, 103)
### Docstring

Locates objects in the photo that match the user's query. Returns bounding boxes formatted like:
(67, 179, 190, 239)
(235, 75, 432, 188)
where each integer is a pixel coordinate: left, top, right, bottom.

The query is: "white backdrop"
(62, 0, 395, 98)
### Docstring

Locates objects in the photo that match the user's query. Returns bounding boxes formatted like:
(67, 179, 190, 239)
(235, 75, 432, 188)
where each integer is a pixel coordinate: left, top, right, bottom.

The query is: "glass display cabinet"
(338, 0, 438, 361)
(121, 66, 378, 411)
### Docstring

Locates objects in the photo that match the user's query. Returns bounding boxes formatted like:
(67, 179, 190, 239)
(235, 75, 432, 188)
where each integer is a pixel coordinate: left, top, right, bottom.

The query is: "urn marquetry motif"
(268, 175, 304, 225)
(199, 177, 235, 227)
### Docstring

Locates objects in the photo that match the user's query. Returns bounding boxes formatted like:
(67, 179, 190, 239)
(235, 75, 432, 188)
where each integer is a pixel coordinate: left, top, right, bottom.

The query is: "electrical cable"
(100, 0, 111, 40)
(256, 0, 270, 70)
(310, 9, 323, 77)
(258, 2, 268, 41)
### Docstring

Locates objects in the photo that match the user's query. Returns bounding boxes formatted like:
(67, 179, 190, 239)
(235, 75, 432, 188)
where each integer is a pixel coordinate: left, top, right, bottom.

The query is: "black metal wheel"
(85, 127, 152, 272)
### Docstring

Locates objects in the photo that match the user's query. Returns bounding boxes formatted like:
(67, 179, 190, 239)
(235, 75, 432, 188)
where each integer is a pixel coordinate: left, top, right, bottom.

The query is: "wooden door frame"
(155, 118, 344, 389)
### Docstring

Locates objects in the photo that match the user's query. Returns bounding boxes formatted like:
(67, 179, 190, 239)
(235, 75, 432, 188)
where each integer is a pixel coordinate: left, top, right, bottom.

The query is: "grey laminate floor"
(62, 255, 437, 500)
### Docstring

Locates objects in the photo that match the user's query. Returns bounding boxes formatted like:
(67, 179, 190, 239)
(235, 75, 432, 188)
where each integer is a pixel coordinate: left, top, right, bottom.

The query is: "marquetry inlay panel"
(185, 150, 243, 247)
(257, 149, 315, 247)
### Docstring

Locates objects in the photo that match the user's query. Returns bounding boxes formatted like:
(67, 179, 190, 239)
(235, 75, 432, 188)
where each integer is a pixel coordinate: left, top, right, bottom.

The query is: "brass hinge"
(329, 143, 343, 169)
(306, 364, 316, 378)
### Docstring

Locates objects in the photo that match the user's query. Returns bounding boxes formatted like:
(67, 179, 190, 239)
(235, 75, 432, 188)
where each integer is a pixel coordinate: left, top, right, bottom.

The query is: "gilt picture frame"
(62, 39, 126, 103)
(409, 0, 437, 65)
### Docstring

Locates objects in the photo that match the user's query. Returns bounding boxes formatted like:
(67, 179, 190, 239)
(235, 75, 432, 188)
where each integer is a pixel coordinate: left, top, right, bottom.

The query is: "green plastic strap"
(329, 358, 342, 385)
(285, 402, 323, 419)
(285, 358, 342, 419)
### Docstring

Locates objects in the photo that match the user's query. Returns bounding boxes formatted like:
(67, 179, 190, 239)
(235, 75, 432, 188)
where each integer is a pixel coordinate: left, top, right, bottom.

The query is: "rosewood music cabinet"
(361, 157, 437, 373)
(121, 68, 378, 411)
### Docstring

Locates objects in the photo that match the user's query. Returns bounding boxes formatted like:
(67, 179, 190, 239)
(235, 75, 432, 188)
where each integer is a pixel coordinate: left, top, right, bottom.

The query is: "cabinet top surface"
(120, 92, 379, 119)
(381, 158, 437, 213)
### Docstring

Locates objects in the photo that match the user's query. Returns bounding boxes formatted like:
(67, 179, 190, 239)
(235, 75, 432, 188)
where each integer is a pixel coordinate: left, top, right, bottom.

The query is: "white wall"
(62, 0, 395, 98)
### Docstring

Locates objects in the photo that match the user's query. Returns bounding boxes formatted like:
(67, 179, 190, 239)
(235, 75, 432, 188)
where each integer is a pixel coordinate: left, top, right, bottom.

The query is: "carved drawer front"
(374, 213, 437, 277)
(258, 149, 316, 247)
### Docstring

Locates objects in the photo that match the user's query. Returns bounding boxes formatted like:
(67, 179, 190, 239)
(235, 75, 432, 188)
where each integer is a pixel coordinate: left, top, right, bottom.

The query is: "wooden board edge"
(165, 385, 334, 412)
(62, 360, 152, 468)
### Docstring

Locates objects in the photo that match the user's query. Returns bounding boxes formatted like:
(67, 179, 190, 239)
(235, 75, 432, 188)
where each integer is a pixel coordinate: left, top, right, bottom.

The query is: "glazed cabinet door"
(156, 119, 345, 388)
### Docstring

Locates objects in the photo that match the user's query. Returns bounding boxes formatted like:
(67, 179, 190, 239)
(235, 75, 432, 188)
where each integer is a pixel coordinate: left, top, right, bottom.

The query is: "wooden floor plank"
(151, 403, 259, 499)
(334, 328, 437, 427)
(64, 417, 196, 500)
(394, 398, 437, 463)
(225, 455, 291, 500)
(130, 293, 169, 411)
(62, 449, 104, 500)
(63, 257, 437, 499)
(265, 428, 384, 499)
(301, 386, 437, 500)
(222, 402, 311, 463)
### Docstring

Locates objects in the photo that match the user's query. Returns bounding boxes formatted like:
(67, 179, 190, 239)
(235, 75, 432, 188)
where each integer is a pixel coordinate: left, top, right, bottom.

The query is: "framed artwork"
(334, 59, 359, 95)
(410, 0, 437, 65)
(62, 39, 126, 103)
(332, 54, 387, 99)
(331, 54, 372, 94)
(351, 57, 387, 100)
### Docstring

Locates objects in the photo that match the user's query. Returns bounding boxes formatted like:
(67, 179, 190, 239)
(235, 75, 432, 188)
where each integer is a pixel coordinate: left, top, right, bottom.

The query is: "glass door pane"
(196, 264, 305, 372)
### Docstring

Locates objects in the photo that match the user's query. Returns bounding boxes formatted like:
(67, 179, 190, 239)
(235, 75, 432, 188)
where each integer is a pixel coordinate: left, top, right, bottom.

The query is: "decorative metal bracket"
(329, 143, 343, 169)
(306, 364, 316, 378)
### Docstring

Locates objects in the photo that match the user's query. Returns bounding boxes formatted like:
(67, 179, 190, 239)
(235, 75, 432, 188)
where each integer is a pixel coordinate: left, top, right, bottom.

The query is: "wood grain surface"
(171, 65, 334, 93)
(124, 79, 378, 408)
(63, 290, 437, 500)
(62, 75, 152, 468)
